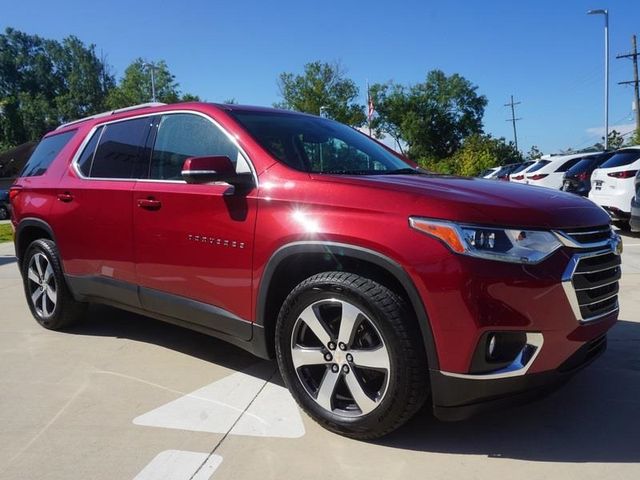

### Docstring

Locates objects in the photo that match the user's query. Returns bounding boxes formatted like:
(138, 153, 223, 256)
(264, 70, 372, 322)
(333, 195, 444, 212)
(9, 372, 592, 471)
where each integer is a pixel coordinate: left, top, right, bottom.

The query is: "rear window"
(510, 161, 534, 174)
(555, 157, 582, 173)
(526, 160, 550, 173)
(600, 150, 640, 169)
(20, 130, 76, 177)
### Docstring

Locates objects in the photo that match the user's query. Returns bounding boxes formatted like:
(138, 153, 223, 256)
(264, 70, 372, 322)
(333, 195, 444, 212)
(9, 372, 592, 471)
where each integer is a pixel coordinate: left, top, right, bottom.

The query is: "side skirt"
(65, 274, 270, 359)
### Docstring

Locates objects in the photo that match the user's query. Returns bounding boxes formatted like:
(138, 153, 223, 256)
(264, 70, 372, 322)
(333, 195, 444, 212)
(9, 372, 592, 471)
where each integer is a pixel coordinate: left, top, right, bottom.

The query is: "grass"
(0, 223, 13, 243)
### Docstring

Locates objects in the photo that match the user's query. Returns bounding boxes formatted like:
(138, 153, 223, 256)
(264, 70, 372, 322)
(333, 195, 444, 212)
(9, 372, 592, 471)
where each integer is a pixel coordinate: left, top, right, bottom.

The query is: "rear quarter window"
(19, 130, 76, 177)
(555, 157, 582, 173)
(600, 150, 640, 169)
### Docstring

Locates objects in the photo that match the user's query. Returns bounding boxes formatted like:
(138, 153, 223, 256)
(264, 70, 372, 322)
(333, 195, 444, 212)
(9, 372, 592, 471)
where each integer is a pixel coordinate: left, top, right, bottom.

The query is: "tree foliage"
(424, 133, 521, 176)
(275, 61, 366, 126)
(526, 145, 543, 160)
(106, 58, 199, 108)
(0, 28, 113, 146)
(370, 70, 487, 162)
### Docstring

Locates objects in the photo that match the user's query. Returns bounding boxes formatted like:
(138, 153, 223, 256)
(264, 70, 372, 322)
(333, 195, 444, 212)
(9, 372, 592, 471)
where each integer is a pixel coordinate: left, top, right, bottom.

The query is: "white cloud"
(586, 123, 635, 137)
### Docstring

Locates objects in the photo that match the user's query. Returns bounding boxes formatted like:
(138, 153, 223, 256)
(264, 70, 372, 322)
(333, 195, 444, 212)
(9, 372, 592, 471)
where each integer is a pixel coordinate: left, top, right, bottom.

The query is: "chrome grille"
(562, 248, 621, 322)
(561, 226, 613, 245)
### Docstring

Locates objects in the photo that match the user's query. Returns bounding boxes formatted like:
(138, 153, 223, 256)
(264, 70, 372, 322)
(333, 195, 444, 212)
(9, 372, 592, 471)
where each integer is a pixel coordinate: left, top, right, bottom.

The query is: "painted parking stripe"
(133, 450, 222, 480)
(133, 362, 305, 438)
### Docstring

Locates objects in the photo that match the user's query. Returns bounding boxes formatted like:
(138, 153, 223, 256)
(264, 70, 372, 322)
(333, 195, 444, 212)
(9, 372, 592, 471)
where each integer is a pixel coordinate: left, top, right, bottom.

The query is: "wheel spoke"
(337, 302, 361, 347)
(41, 293, 49, 316)
(34, 256, 44, 278)
(299, 304, 332, 346)
(344, 371, 377, 415)
(31, 288, 44, 306)
(44, 263, 54, 283)
(27, 267, 40, 284)
(315, 368, 340, 411)
(351, 346, 390, 372)
(45, 285, 57, 305)
(291, 347, 326, 369)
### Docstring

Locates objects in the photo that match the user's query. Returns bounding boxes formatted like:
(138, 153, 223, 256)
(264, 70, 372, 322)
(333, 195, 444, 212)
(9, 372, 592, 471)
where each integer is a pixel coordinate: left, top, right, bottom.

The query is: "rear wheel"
(0, 205, 8, 220)
(22, 239, 86, 330)
(275, 272, 429, 439)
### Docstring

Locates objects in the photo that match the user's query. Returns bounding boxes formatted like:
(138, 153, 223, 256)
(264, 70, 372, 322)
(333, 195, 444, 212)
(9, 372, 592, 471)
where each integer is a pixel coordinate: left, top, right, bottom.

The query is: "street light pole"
(588, 9, 609, 150)
(142, 62, 157, 103)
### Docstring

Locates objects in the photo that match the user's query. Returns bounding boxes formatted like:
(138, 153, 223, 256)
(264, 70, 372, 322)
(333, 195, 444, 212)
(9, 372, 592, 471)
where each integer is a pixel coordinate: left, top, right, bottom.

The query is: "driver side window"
(149, 113, 243, 180)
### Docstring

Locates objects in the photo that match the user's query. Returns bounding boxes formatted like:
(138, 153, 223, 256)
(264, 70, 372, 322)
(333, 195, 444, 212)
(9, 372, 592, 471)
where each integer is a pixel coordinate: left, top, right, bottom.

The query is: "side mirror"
(181, 156, 253, 187)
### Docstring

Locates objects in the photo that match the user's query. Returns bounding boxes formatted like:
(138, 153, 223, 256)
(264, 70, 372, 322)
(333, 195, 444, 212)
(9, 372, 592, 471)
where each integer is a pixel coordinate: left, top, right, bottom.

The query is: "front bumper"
(432, 334, 608, 420)
(410, 227, 621, 419)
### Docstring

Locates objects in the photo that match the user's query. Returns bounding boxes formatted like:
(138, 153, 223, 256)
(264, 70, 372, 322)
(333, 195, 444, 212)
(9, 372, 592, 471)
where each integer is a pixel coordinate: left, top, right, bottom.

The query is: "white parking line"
(133, 450, 222, 480)
(133, 362, 305, 438)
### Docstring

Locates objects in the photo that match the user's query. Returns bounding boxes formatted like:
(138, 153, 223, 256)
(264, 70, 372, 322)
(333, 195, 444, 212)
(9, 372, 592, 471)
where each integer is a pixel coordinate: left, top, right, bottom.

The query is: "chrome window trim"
(440, 333, 544, 380)
(69, 109, 259, 187)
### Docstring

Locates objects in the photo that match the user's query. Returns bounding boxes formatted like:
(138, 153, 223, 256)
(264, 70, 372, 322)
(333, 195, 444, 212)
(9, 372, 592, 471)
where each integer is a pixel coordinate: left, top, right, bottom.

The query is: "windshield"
(229, 111, 413, 174)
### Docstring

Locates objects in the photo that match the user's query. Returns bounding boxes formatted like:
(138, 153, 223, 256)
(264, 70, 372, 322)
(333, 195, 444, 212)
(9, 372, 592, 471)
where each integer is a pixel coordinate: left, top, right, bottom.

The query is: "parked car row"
(0, 189, 11, 220)
(480, 147, 640, 231)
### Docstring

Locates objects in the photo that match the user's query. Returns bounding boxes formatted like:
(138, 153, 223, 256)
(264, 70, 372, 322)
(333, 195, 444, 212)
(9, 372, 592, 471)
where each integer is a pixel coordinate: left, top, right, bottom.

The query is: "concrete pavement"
(0, 235, 639, 480)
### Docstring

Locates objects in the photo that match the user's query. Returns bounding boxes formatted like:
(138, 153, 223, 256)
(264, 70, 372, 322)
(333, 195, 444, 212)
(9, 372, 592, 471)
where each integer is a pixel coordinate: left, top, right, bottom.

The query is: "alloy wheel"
(27, 252, 57, 318)
(290, 299, 391, 417)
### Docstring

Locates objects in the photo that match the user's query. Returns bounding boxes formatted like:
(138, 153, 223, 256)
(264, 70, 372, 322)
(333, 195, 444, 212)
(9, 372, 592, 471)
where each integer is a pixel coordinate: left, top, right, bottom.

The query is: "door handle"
(137, 198, 162, 211)
(57, 192, 74, 203)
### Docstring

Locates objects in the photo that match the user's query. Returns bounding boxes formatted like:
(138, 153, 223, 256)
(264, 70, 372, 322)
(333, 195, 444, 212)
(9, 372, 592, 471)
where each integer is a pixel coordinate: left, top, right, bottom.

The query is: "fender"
(15, 217, 57, 265)
(256, 241, 440, 370)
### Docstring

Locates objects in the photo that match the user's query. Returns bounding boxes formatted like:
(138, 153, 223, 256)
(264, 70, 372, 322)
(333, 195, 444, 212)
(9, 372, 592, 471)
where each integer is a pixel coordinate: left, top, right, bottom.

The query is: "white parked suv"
(589, 147, 640, 229)
(510, 158, 548, 183)
(525, 152, 601, 190)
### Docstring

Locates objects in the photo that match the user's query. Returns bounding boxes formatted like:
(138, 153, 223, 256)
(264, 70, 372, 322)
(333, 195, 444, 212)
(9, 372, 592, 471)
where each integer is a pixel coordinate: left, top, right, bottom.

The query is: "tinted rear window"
(526, 160, 550, 173)
(600, 150, 640, 169)
(20, 130, 76, 177)
(510, 161, 534, 174)
(556, 157, 582, 173)
(89, 118, 150, 178)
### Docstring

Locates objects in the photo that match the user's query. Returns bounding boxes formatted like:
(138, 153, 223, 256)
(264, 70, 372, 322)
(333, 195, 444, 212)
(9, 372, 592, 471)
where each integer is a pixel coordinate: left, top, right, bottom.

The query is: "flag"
(367, 84, 375, 122)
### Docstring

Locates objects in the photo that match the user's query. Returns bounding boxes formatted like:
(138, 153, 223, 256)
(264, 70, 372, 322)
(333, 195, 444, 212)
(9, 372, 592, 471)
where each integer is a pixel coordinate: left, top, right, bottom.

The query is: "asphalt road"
(1, 233, 639, 480)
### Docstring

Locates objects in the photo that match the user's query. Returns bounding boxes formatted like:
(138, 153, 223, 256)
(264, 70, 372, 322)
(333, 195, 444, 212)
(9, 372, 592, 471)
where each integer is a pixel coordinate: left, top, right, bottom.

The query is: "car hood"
(328, 174, 611, 229)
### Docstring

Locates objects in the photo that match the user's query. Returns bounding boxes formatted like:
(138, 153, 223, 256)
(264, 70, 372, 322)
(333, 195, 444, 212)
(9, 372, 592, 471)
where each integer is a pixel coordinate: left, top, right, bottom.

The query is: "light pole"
(142, 62, 157, 103)
(587, 9, 609, 150)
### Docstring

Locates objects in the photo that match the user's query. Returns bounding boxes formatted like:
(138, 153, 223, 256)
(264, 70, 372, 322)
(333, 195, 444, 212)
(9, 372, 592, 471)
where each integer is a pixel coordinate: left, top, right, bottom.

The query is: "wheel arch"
(255, 241, 439, 370)
(15, 218, 56, 268)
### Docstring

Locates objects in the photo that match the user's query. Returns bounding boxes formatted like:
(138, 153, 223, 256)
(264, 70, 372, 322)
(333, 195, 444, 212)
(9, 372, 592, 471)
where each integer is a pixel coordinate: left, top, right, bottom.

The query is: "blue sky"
(3, 0, 639, 153)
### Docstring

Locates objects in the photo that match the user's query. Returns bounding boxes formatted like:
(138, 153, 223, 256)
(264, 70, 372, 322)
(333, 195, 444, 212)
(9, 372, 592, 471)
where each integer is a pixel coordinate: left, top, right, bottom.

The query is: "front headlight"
(409, 217, 562, 264)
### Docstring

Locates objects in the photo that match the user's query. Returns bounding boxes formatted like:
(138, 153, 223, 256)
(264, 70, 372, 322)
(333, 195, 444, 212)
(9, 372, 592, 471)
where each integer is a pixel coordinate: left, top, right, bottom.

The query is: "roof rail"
(55, 102, 167, 130)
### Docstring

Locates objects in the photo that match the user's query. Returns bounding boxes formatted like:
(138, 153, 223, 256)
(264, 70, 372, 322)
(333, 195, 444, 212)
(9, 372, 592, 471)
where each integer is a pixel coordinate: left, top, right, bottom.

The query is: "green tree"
(444, 133, 522, 176)
(0, 28, 113, 147)
(371, 70, 487, 163)
(275, 61, 366, 126)
(106, 59, 180, 108)
(525, 145, 543, 160)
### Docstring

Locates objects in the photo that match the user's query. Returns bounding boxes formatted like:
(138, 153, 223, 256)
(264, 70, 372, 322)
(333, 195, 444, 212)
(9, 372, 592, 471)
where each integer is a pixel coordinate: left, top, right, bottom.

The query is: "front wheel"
(275, 272, 429, 439)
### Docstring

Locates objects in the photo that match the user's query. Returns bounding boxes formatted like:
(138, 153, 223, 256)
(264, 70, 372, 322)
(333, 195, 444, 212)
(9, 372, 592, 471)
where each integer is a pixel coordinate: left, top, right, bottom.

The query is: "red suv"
(10, 102, 622, 439)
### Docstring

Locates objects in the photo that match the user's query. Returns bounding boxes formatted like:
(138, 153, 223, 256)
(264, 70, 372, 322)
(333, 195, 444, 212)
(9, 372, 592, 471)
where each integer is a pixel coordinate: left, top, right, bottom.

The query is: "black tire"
(21, 239, 87, 330)
(275, 271, 429, 439)
(613, 220, 631, 232)
(0, 205, 8, 220)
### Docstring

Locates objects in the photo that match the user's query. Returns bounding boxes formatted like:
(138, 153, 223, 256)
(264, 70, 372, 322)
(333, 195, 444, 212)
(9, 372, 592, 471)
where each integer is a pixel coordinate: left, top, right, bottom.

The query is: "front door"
(133, 112, 257, 338)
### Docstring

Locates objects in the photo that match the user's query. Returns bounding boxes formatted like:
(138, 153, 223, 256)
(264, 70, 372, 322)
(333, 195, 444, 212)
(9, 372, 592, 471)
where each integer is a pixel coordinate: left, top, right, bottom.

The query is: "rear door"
(133, 112, 257, 337)
(51, 116, 153, 305)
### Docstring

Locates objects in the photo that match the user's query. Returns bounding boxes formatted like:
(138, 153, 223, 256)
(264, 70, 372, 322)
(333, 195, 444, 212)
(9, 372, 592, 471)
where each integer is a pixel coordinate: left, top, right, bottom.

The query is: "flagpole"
(366, 80, 372, 137)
